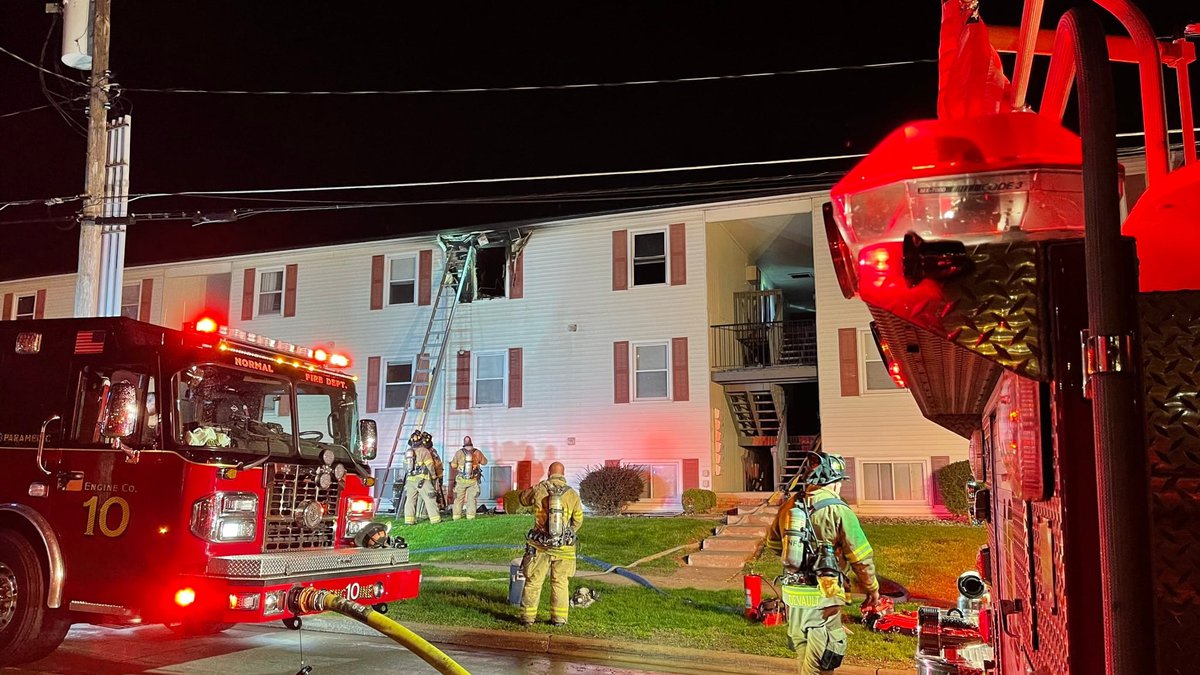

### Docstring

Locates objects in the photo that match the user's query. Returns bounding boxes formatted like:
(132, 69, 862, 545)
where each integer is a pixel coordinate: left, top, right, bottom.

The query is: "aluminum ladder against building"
(379, 236, 478, 503)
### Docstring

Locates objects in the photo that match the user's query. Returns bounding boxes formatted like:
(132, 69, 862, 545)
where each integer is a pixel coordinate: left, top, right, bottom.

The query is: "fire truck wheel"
(165, 621, 235, 636)
(0, 531, 71, 667)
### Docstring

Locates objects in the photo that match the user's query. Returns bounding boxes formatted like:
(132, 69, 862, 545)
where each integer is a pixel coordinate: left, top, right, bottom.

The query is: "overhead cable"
(0, 42, 87, 87)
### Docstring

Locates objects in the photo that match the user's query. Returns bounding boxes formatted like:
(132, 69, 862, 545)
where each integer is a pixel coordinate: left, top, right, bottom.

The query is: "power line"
(0, 41, 87, 88)
(123, 58, 938, 97)
(0, 98, 84, 119)
(127, 153, 869, 202)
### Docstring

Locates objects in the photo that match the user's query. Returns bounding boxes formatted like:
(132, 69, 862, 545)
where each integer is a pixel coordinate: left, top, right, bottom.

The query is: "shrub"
(936, 460, 974, 516)
(578, 464, 645, 515)
(681, 488, 717, 514)
(502, 490, 535, 515)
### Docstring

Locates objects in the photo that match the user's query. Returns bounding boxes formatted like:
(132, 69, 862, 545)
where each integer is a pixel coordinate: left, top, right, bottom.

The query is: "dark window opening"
(632, 232, 667, 286)
(475, 246, 508, 299)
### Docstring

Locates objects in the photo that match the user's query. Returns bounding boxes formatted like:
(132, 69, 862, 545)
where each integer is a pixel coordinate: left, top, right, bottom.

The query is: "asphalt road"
(5, 623, 685, 675)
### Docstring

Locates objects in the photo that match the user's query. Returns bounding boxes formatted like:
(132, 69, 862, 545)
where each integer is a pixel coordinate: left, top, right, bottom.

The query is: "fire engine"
(826, 1, 1197, 674)
(0, 316, 419, 667)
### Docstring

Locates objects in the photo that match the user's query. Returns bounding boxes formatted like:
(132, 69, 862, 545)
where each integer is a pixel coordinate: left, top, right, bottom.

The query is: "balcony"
(710, 319, 818, 384)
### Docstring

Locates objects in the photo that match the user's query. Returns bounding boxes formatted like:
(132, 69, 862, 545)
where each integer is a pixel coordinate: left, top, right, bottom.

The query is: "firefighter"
(765, 453, 881, 675)
(402, 430, 442, 525)
(450, 436, 488, 520)
(517, 462, 583, 626)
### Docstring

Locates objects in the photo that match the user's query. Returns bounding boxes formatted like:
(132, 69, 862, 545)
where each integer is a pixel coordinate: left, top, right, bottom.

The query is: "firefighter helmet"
(806, 453, 848, 486)
(421, 431, 434, 448)
(462, 435, 474, 448)
(409, 430, 423, 446)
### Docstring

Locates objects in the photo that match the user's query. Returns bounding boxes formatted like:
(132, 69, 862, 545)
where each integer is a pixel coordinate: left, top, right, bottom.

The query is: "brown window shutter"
(508, 347, 523, 408)
(671, 337, 689, 401)
(33, 290, 46, 320)
(366, 356, 381, 413)
(669, 223, 687, 286)
(931, 455, 951, 506)
(682, 458, 699, 490)
(605, 460, 621, 468)
(517, 460, 532, 490)
(613, 341, 630, 404)
(838, 328, 860, 396)
(456, 350, 471, 410)
(241, 268, 256, 320)
(413, 353, 430, 409)
(370, 255, 385, 310)
(842, 455, 858, 504)
(509, 249, 525, 299)
(2, 293, 11, 320)
(283, 264, 298, 317)
(418, 249, 433, 306)
(1125, 173, 1147, 211)
(138, 278, 154, 322)
(612, 230, 628, 291)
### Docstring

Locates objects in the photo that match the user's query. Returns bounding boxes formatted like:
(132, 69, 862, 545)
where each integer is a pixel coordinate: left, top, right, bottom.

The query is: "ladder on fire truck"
(379, 235, 478, 499)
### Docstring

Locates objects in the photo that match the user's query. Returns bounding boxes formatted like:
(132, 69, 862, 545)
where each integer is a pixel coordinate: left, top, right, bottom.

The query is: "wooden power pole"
(73, 0, 111, 318)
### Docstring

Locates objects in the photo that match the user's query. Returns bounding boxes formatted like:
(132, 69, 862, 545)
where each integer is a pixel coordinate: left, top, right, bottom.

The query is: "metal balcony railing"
(710, 319, 817, 371)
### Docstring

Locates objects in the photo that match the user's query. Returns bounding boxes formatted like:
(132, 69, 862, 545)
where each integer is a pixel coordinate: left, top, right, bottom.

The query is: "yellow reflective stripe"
(847, 541, 873, 563)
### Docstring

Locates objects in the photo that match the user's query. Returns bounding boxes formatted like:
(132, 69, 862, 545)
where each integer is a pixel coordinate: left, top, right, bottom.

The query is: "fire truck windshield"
(174, 364, 357, 461)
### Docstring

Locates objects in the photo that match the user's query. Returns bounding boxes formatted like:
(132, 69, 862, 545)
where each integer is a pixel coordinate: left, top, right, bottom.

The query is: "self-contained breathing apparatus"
(457, 443, 481, 481)
(780, 452, 849, 589)
(527, 482, 577, 548)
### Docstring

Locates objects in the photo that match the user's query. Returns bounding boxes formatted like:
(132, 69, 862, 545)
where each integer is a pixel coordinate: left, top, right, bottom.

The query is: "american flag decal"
(74, 330, 106, 354)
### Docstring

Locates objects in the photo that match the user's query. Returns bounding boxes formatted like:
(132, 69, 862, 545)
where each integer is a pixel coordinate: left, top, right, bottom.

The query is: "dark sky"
(1, 2, 1195, 281)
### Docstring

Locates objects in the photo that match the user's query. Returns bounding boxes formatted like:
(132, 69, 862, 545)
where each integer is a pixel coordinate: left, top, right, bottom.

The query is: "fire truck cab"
(0, 316, 419, 667)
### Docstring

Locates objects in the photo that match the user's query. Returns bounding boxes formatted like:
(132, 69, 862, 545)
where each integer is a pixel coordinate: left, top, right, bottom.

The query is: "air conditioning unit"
(745, 266, 760, 284)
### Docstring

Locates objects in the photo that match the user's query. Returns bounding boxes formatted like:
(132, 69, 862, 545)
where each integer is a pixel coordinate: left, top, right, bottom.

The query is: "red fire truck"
(825, 1, 1197, 673)
(0, 316, 420, 667)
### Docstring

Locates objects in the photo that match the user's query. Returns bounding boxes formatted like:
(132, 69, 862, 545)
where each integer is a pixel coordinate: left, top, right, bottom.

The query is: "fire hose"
(287, 586, 469, 675)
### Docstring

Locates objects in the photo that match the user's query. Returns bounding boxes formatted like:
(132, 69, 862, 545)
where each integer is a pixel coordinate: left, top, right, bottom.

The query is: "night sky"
(1, 2, 1195, 281)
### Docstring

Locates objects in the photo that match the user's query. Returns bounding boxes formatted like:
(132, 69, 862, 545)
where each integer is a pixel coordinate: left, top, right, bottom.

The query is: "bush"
(578, 464, 645, 515)
(502, 490, 535, 515)
(936, 460, 974, 516)
(681, 488, 717, 514)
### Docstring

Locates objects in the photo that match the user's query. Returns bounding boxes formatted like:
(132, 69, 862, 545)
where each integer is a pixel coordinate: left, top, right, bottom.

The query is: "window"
(862, 461, 927, 501)
(14, 294, 36, 320)
(473, 352, 506, 406)
(631, 231, 667, 286)
(481, 465, 514, 501)
(474, 246, 507, 299)
(174, 364, 291, 456)
(638, 463, 680, 500)
(384, 359, 413, 409)
(388, 256, 416, 305)
(861, 329, 902, 392)
(71, 367, 151, 446)
(120, 282, 141, 319)
(634, 343, 669, 400)
(257, 269, 285, 316)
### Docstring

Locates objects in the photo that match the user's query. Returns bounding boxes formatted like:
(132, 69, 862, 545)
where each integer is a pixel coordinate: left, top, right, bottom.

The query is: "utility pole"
(73, 0, 111, 318)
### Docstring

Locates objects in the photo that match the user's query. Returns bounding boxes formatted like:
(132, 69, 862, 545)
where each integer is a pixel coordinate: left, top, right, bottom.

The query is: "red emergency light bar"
(187, 318, 354, 377)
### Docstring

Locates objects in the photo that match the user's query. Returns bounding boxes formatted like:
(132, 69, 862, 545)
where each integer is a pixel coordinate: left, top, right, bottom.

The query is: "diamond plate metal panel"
(207, 547, 410, 579)
(1140, 291, 1200, 675)
(864, 241, 1047, 380)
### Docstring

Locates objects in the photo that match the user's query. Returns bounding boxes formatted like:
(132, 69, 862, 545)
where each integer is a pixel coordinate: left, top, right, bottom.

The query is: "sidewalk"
(300, 614, 911, 675)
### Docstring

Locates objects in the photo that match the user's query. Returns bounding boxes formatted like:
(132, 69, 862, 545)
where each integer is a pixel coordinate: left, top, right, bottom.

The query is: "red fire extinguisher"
(744, 574, 762, 619)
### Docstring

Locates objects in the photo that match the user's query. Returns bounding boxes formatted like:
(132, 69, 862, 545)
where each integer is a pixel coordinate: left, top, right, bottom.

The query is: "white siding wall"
(0, 274, 76, 320)
(810, 198, 968, 517)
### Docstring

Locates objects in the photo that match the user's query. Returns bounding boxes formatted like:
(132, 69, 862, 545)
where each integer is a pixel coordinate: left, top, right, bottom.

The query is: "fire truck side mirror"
(101, 381, 140, 442)
(357, 419, 378, 461)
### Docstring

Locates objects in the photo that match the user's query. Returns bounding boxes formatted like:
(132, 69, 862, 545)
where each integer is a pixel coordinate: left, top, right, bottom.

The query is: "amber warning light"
(185, 318, 353, 372)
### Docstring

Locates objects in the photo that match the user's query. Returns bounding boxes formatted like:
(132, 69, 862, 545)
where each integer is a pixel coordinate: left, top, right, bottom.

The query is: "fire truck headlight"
(192, 492, 259, 543)
(263, 591, 286, 615)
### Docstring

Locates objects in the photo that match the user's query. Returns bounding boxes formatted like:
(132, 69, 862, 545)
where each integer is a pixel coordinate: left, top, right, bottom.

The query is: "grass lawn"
(378, 514, 716, 572)
(747, 521, 987, 602)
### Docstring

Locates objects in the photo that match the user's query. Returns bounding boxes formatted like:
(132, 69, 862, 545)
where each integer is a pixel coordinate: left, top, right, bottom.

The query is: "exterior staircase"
(779, 435, 821, 490)
(724, 384, 783, 438)
(686, 501, 779, 568)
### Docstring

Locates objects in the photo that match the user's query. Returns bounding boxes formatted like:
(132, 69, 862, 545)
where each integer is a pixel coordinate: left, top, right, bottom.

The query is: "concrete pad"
(719, 524, 767, 538)
(686, 551, 751, 568)
(723, 513, 775, 527)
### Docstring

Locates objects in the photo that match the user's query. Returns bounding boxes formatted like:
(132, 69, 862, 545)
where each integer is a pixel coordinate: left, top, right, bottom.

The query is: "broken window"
(475, 246, 508, 299)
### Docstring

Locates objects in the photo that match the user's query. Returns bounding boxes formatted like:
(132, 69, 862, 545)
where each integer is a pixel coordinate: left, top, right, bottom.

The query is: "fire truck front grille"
(263, 464, 340, 552)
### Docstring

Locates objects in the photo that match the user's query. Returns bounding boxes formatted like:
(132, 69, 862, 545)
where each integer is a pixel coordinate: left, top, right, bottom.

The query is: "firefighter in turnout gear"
(517, 462, 583, 626)
(450, 436, 488, 520)
(765, 453, 880, 675)
(402, 430, 442, 525)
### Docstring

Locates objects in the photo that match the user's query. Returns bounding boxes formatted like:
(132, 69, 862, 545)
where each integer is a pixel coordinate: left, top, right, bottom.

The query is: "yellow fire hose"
(289, 586, 470, 675)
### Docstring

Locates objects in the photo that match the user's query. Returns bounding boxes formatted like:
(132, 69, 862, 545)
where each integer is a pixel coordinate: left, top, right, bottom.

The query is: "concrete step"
(686, 550, 753, 568)
(724, 513, 775, 527)
(700, 536, 762, 553)
(718, 524, 768, 538)
(735, 504, 778, 516)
